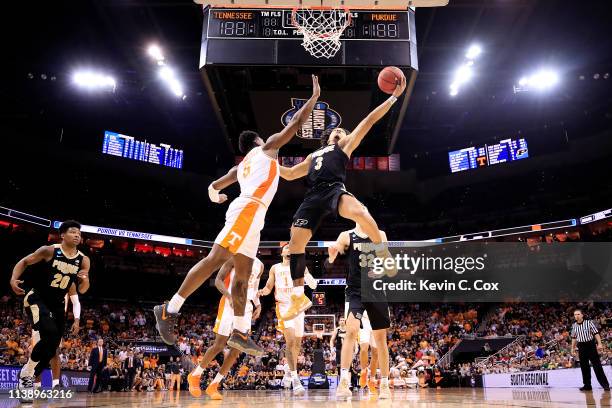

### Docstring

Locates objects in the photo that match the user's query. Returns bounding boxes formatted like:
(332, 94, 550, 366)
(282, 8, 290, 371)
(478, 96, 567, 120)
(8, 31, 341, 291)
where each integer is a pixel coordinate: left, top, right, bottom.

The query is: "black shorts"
(24, 290, 65, 339)
(345, 289, 390, 331)
(292, 182, 354, 232)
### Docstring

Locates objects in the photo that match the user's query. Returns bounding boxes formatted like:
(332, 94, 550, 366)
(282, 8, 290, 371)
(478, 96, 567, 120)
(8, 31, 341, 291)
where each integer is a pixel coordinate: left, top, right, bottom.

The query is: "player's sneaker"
(282, 374, 292, 389)
(379, 381, 391, 399)
(187, 373, 202, 397)
(18, 374, 34, 403)
(227, 329, 264, 356)
(206, 382, 223, 400)
(359, 370, 368, 388)
(281, 294, 312, 321)
(292, 378, 305, 397)
(154, 302, 179, 345)
(368, 379, 379, 396)
(335, 377, 352, 400)
(375, 246, 397, 277)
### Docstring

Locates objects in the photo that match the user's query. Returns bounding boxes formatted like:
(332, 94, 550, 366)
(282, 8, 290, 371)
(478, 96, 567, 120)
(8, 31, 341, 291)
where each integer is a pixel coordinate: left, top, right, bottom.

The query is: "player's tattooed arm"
(77, 256, 91, 294)
(328, 231, 350, 264)
(257, 265, 276, 297)
(215, 258, 235, 306)
(209, 166, 238, 204)
(279, 155, 312, 181)
(10, 245, 54, 295)
(263, 75, 320, 153)
(339, 76, 407, 157)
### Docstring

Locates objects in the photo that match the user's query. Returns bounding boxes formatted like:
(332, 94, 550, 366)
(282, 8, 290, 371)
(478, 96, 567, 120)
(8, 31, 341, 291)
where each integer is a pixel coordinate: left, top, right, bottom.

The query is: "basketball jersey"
(335, 327, 346, 349)
(273, 263, 294, 304)
(307, 143, 349, 187)
(225, 258, 262, 299)
(346, 229, 374, 292)
(35, 244, 84, 308)
(237, 146, 280, 208)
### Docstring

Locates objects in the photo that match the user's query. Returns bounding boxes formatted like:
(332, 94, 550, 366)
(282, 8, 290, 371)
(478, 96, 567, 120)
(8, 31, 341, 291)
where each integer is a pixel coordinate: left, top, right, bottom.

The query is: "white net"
(291, 8, 351, 59)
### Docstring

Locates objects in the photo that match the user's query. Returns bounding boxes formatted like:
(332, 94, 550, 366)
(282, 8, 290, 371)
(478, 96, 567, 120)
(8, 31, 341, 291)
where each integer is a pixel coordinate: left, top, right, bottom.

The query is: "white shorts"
(213, 296, 254, 337)
(344, 302, 376, 348)
(276, 302, 304, 338)
(214, 197, 267, 259)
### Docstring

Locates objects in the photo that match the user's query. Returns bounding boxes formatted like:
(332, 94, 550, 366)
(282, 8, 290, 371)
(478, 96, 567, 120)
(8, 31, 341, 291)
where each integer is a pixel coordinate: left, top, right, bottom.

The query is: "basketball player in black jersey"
(9, 220, 90, 400)
(328, 222, 392, 399)
(279, 76, 406, 321)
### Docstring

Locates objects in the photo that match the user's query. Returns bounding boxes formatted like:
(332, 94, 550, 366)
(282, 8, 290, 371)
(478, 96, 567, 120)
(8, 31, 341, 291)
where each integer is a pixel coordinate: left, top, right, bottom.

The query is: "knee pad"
(290, 253, 306, 280)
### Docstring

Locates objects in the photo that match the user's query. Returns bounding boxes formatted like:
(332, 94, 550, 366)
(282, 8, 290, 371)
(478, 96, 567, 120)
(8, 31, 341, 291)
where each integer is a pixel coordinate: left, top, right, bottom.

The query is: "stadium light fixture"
(72, 71, 116, 91)
(147, 44, 164, 62)
(158, 66, 185, 98)
(514, 69, 560, 93)
(465, 44, 482, 60)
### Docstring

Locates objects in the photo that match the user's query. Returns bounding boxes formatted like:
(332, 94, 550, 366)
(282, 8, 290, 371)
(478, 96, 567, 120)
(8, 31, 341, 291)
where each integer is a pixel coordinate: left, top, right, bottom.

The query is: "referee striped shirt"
(571, 319, 599, 343)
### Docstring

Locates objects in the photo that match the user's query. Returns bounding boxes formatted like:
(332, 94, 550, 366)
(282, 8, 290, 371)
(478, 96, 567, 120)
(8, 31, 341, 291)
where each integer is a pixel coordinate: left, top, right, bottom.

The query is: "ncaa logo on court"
(61, 374, 69, 388)
(281, 99, 341, 139)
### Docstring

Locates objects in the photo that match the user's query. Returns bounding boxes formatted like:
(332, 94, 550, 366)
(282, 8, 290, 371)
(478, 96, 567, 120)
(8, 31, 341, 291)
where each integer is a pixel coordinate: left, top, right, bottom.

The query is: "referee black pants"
(578, 340, 610, 388)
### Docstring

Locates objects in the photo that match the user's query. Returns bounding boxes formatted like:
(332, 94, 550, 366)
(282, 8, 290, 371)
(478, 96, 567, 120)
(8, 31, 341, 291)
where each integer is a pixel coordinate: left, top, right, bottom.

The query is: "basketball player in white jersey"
(258, 244, 317, 396)
(187, 257, 264, 399)
(349, 309, 379, 393)
(155, 76, 320, 355)
(329, 221, 392, 399)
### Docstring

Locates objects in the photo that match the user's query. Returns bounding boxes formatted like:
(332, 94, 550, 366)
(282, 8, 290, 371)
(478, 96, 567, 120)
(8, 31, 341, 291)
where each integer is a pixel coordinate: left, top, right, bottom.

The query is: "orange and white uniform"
(213, 258, 263, 336)
(214, 147, 279, 259)
(274, 263, 309, 337)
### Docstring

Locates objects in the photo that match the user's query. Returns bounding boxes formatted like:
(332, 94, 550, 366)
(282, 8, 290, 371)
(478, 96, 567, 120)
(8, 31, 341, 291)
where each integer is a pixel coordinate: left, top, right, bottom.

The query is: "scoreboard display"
(449, 138, 529, 173)
(102, 131, 184, 169)
(200, 7, 417, 66)
(207, 9, 410, 40)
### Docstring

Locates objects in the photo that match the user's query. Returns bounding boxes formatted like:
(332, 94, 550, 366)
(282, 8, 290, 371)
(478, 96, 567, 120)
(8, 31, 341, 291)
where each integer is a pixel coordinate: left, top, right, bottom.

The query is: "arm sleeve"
(70, 295, 81, 319)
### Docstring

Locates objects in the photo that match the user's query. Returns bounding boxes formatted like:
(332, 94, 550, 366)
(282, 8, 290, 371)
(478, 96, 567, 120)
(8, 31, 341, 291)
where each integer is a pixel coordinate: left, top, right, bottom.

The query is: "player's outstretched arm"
(339, 77, 406, 157)
(328, 231, 350, 264)
(77, 256, 91, 294)
(257, 265, 276, 296)
(263, 75, 320, 153)
(215, 258, 235, 300)
(279, 155, 312, 181)
(9, 245, 54, 295)
(208, 166, 238, 204)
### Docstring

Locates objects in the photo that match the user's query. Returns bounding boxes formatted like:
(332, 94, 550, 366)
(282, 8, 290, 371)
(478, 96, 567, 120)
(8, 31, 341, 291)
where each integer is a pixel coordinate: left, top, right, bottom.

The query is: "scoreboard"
(102, 131, 184, 169)
(448, 138, 529, 173)
(200, 7, 417, 67)
(207, 9, 409, 40)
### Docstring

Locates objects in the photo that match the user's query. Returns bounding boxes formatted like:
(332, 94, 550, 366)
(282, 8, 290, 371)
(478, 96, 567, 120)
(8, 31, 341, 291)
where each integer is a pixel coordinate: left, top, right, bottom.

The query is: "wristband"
(389, 96, 398, 105)
(208, 184, 220, 203)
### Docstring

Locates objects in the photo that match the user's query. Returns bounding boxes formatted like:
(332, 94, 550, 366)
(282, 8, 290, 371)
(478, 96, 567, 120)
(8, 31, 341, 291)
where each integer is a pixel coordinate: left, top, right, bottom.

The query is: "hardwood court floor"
(1, 388, 611, 408)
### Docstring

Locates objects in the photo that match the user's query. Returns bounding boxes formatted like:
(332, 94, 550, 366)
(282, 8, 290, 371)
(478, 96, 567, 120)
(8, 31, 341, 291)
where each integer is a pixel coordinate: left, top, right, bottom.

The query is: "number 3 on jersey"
(314, 156, 323, 170)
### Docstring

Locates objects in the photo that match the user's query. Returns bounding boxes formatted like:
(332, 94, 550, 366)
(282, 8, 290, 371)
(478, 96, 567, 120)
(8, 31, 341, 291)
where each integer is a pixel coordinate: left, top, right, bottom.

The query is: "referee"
(571, 309, 610, 391)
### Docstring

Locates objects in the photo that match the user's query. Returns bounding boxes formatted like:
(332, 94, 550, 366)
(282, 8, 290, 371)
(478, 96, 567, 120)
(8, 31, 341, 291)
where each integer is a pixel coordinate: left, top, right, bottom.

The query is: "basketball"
(378, 66, 405, 94)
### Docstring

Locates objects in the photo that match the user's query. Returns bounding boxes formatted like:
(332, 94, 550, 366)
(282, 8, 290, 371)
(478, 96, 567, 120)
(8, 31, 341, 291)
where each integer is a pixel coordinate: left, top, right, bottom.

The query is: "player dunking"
(328, 222, 392, 399)
(187, 257, 263, 399)
(258, 244, 317, 396)
(154, 75, 320, 356)
(9, 220, 90, 402)
(278, 77, 406, 321)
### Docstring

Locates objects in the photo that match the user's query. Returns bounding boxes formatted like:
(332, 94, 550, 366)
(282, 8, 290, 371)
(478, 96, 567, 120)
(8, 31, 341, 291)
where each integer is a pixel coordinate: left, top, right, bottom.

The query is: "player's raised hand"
(217, 193, 228, 204)
(311, 75, 320, 99)
(10, 279, 25, 295)
(392, 74, 407, 98)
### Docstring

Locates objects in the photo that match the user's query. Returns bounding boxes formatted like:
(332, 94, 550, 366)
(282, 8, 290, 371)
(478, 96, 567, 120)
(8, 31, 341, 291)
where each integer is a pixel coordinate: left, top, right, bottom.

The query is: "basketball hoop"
(291, 7, 351, 59)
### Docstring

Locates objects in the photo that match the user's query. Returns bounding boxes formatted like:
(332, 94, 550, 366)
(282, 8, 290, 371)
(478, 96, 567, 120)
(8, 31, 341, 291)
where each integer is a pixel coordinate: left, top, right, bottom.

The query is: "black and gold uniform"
(24, 244, 83, 375)
(345, 230, 390, 330)
(292, 143, 354, 232)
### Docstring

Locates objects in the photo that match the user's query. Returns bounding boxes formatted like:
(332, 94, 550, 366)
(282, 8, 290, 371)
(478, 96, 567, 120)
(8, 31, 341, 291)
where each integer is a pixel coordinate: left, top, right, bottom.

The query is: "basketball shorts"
(275, 302, 305, 338)
(213, 296, 254, 337)
(345, 289, 390, 331)
(292, 182, 354, 232)
(215, 196, 267, 259)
